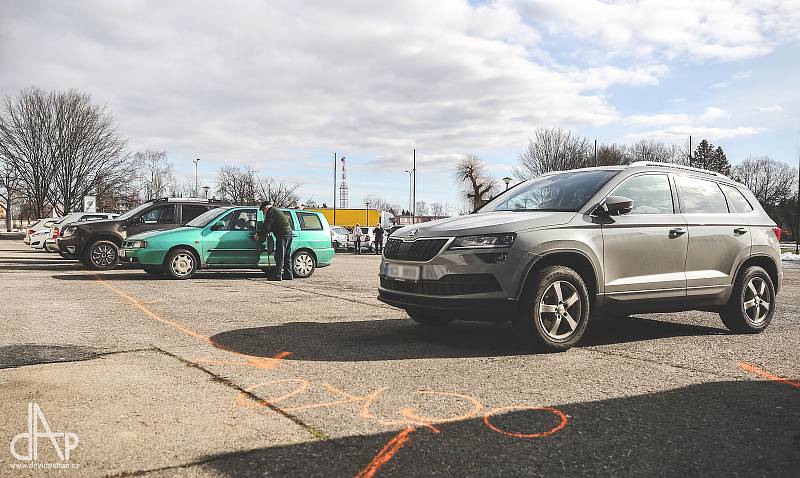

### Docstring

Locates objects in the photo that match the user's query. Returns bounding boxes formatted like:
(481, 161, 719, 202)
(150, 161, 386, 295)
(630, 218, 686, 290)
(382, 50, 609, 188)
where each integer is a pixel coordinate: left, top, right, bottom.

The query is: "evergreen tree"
(691, 139, 731, 176)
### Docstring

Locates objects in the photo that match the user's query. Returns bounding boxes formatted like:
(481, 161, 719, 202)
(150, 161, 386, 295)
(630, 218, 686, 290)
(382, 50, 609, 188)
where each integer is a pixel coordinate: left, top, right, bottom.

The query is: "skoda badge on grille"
(408, 228, 419, 238)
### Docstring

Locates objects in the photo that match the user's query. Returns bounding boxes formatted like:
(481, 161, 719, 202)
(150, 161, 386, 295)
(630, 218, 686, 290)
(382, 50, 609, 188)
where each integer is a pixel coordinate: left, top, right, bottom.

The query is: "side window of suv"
(612, 174, 674, 214)
(720, 184, 754, 213)
(141, 205, 177, 224)
(182, 204, 209, 223)
(297, 212, 323, 230)
(676, 177, 729, 214)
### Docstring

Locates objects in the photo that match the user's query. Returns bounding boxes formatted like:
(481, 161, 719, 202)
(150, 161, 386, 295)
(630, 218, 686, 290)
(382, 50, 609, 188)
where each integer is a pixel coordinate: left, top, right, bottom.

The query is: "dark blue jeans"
(273, 234, 293, 279)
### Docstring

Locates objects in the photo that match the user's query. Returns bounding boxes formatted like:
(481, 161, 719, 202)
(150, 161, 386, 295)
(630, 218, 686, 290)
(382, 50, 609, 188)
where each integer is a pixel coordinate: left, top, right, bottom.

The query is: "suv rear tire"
(720, 266, 774, 334)
(164, 248, 197, 280)
(513, 265, 590, 352)
(85, 240, 119, 270)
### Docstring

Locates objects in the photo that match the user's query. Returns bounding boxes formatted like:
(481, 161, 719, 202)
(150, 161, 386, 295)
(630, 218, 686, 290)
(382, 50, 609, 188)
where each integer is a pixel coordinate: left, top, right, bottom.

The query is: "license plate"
(118, 249, 126, 257)
(384, 263, 420, 282)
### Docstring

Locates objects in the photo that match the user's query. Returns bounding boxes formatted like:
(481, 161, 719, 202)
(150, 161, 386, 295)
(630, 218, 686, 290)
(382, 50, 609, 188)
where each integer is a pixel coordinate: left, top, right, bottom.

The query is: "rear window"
(297, 212, 323, 230)
(182, 204, 209, 223)
(720, 184, 754, 213)
(676, 176, 729, 214)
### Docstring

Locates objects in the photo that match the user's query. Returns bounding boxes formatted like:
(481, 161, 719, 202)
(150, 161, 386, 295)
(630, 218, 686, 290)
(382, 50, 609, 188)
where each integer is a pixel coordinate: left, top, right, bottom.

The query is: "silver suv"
(378, 162, 782, 351)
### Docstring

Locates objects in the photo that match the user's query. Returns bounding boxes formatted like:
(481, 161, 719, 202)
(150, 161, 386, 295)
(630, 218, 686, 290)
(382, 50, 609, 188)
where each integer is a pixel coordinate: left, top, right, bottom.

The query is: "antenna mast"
(339, 157, 349, 209)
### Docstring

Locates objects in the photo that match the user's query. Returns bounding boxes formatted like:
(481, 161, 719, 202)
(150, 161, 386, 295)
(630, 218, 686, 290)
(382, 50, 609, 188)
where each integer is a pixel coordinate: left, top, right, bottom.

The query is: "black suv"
(58, 197, 227, 270)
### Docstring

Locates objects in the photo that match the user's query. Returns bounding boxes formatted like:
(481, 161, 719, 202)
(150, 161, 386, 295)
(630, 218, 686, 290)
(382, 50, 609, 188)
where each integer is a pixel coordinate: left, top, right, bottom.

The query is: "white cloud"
(513, 0, 800, 61)
(758, 105, 784, 112)
(634, 125, 765, 141)
(711, 82, 730, 88)
(626, 113, 690, 126)
(699, 107, 731, 122)
(569, 64, 669, 90)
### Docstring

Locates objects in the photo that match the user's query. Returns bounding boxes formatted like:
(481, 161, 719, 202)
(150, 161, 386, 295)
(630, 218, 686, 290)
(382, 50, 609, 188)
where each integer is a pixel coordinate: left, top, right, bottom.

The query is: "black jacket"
(261, 207, 292, 237)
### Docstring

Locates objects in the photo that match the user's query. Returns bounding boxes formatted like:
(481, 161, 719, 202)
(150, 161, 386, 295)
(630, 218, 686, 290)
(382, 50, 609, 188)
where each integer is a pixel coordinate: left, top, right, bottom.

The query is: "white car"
(23, 218, 59, 245)
(330, 226, 349, 251)
(348, 227, 376, 252)
(37, 212, 118, 255)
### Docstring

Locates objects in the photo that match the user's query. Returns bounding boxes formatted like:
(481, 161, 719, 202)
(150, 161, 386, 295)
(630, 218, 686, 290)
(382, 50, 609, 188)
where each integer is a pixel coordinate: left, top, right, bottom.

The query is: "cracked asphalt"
(1, 234, 798, 477)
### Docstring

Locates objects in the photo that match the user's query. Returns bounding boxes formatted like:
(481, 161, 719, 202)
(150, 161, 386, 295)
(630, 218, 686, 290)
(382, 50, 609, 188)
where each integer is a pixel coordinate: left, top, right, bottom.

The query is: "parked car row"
(24, 197, 336, 279)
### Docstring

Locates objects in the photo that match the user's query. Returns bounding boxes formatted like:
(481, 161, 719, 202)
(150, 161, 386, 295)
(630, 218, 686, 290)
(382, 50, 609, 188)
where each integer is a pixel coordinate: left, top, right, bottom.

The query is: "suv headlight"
(129, 240, 148, 248)
(449, 233, 516, 249)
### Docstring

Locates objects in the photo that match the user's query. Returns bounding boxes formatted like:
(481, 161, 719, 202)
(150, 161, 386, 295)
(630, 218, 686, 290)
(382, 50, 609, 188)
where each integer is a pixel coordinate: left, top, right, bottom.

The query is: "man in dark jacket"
(372, 224, 384, 255)
(254, 201, 293, 281)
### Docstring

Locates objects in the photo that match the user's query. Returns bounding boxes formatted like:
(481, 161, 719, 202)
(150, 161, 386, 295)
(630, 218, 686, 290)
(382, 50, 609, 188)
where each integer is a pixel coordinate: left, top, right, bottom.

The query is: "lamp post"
(365, 201, 370, 225)
(192, 158, 200, 197)
(412, 148, 416, 223)
(333, 152, 337, 225)
(404, 170, 412, 214)
(503, 177, 512, 190)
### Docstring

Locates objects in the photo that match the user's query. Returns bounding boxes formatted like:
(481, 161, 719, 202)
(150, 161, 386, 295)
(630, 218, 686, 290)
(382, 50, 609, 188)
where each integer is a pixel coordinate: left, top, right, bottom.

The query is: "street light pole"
(365, 201, 370, 225)
(795, 139, 799, 254)
(192, 158, 200, 197)
(503, 177, 512, 191)
(404, 170, 412, 214)
(333, 152, 337, 226)
(412, 148, 416, 224)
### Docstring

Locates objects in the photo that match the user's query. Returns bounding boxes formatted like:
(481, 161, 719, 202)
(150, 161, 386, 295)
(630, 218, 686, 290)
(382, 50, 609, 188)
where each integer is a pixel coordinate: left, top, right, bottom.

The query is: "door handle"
(734, 227, 748, 235)
(668, 227, 687, 238)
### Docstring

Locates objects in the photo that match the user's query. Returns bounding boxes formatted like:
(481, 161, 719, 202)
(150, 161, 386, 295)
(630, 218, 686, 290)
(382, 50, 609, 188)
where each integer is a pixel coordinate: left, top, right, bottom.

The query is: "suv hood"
(396, 211, 577, 238)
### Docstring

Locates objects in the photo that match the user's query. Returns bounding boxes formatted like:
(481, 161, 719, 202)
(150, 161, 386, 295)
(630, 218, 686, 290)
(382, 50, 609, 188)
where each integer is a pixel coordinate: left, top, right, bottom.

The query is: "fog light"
(476, 253, 508, 264)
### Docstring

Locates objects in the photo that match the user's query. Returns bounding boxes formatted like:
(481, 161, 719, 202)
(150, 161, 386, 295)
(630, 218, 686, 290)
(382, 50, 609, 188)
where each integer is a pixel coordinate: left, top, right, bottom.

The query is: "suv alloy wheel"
(720, 266, 775, 333)
(86, 240, 119, 270)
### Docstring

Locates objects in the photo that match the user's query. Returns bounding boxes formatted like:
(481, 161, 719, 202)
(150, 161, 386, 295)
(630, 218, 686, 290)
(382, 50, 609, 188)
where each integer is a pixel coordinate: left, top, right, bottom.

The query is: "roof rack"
(151, 197, 229, 203)
(627, 161, 725, 178)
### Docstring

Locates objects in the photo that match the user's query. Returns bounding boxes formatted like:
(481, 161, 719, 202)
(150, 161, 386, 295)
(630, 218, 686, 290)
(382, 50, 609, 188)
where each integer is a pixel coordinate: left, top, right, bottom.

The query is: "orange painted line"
(355, 426, 416, 478)
(482, 406, 568, 439)
(93, 274, 291, 369)
(236, 378, 311, 408)
(738, 362, 800, 389)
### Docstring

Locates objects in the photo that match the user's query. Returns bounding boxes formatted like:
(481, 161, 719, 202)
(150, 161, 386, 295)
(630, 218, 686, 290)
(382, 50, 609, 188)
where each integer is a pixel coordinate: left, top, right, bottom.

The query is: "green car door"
(203, 208, 262, 266)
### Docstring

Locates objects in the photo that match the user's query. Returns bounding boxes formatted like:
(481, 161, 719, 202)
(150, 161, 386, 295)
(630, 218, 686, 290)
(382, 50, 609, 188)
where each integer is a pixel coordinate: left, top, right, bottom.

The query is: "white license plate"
(118, 249, 126, 257)
(384, 263, 420, 282)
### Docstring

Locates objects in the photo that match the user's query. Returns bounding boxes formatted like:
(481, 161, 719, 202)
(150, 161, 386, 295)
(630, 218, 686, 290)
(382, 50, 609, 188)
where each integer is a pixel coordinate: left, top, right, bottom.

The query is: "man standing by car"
(372, 223, 384, 255)
(254, 201, 293, 281)
(352, 224, 362, 255)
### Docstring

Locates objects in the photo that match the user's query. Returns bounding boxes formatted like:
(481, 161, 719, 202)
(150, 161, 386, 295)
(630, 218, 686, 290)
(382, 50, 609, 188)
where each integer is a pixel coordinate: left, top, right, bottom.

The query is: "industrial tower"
(339, 157, 349, 208)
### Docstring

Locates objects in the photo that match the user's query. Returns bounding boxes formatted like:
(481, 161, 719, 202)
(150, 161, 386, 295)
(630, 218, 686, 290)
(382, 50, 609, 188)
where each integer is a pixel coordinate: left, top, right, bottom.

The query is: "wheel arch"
(519, 250, 600, 303)
(88, 234, 123, 248)
(292, 247, 317, 262)
(734, 254, 780, 293)
(164, 244, 203, 268)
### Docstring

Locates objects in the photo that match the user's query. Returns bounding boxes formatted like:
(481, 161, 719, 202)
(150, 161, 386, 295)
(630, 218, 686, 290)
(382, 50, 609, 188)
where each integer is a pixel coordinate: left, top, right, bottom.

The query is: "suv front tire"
(513, 265, 590, 352)
(85, 240, 119, 270)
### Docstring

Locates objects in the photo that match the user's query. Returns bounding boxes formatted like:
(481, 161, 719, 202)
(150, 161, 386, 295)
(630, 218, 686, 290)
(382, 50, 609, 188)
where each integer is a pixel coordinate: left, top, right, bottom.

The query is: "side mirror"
(210, 222, 225, 231)
(129, 216, 144, 224)
(597, 195, 634, 216)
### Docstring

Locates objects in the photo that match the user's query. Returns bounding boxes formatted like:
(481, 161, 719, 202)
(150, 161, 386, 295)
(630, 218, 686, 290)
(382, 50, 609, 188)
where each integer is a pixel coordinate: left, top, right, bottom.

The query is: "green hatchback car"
(118, 206, 334, 279)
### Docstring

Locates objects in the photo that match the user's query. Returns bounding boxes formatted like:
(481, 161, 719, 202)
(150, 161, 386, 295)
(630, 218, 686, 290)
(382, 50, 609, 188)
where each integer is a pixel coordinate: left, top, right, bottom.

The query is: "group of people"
(350, 223, 385, 255)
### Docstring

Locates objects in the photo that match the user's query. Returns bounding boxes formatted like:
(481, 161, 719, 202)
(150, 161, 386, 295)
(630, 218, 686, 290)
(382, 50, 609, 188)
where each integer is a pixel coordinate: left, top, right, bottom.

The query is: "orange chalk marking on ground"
(93, 274, 291, 369)
(355, 426, 416, 478)
(483, 406, 568, 439)
(399, 391, 483, 426)
(236, 378, 311, 408)
(738, 361, 800, 389)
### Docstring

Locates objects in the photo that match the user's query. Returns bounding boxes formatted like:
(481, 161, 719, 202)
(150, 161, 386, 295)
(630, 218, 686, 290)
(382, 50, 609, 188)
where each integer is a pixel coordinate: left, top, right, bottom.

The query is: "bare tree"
(733, 155, 797, 208)
(215, 165, 258, 204)
(47, 90, 129, 214)
(415, 201, 429, 216)
(429, 201, 451, 217)
(258, 177, 300, 207)
(455, 154, 497, 212)
(363, 193, 400, 213)
(0, 157, 22, 230)
(0, 88, 58, 217)
(133, 150, 175, 200)
(514, 127, 592, 179)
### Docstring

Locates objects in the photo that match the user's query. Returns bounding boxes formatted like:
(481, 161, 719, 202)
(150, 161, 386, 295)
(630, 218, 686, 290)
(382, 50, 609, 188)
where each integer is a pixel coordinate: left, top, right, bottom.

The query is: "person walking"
(253, 200, 294, 281)
(373, 223, 384, 255)
(352, 224, 362, 255)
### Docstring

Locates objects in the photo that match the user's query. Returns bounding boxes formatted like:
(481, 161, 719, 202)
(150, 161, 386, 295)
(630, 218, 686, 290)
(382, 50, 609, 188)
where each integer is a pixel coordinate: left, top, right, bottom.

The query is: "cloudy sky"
(2, 0, 798, 211)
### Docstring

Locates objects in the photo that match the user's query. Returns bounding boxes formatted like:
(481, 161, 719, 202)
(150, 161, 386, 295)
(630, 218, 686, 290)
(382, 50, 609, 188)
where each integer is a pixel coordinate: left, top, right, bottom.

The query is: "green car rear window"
(297, 212, 323, 231)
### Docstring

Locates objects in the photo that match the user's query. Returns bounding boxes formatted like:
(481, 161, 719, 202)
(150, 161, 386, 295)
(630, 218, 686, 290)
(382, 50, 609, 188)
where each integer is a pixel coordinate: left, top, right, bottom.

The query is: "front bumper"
(118, 247, 167, 266)
(377, 287, 517, 317)
(56, 235, 81, 255)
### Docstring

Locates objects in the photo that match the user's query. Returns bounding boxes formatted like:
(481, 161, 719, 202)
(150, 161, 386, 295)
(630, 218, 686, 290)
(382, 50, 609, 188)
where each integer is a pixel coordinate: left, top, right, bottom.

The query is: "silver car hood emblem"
(407, 228, 419, 238)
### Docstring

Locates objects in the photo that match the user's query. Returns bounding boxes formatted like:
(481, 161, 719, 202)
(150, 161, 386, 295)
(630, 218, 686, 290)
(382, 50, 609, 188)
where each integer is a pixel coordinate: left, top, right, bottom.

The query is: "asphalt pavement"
(1, 234, 798, 477)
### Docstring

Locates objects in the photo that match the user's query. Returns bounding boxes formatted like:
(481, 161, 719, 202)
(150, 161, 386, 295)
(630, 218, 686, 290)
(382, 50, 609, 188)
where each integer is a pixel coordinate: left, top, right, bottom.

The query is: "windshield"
(186, 207, 228, 227)
(118, 202, 154, 220)
(481, 170, 619, 212)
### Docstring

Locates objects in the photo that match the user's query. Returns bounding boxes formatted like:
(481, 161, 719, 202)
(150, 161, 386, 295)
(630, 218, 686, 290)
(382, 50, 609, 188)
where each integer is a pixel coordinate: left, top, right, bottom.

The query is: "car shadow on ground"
(0, 263, 86, 271)
(193, 380, 799, 477)
(209, 315, 727, 362)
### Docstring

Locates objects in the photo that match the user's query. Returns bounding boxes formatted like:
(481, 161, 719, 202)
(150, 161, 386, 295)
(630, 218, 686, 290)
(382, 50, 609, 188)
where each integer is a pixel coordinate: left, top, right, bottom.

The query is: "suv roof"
(626, 161, 728, 179)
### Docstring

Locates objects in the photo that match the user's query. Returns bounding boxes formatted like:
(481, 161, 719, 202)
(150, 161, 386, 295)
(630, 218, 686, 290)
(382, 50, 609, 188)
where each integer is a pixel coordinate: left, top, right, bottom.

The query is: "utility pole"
(412, 148, 416, 224)
(333, 152, 337, 225)
(795, 138, 799, 254)
(688, 136, 692, 167)
(404, 170, 412, 214)
(594, 139, 597, 166)
(192, 158, 200, 197)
